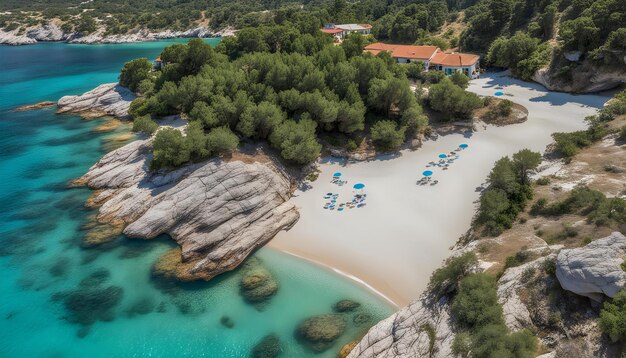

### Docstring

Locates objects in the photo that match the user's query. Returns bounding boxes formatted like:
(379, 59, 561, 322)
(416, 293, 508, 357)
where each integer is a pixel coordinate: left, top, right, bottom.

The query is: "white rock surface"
(556, 232, 626, 301)
(26, 24, 66, 41)
(498, 255, 555, 331)
(57, 83, 135, 118)
(80, 138, 299, 281)
(348, 297, 454, 358)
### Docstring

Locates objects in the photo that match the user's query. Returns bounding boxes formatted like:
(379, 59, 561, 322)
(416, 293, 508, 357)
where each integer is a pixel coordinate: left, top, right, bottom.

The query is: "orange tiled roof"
(321, 28, 344, 35)
(430, 52, 480, 67)
(364, 43, 439, 60)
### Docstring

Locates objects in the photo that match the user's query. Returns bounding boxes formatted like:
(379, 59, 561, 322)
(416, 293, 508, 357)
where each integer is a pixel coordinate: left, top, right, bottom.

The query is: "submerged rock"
(14, 101, 56, 111)
(556, 232, 626, 301)
(125, 297, 155, 317)
(333, 299, 361, 313)
(240, 257, 279, 308)
(251, 334, 281, 358)
(79, 138, 299, 282)
(220, 315, 235, 329)
(295, 314, 347, 353)
(58, 285, 123, 326)
(57, 83, 135, 119)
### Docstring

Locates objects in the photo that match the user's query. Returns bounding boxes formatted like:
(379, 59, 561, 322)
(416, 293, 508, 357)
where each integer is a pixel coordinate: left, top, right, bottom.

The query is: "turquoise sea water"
(0, 40, 393, 357)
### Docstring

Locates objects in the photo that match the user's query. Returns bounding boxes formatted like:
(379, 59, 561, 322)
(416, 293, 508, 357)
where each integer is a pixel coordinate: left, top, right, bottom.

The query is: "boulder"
(251, 334, 281, 358)
(295, 314, 347, 352)
(348, 297, 454, 358)
(333, 299, 361, 313)
(79, 137, 299, 282)
(240, 257, 279, 308)
(57, 83, 136, 119)
(556, 232, 626, 301)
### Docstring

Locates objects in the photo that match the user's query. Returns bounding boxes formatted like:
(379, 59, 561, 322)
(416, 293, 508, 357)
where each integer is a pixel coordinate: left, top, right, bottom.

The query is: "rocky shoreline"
(0, 22, 234, 46)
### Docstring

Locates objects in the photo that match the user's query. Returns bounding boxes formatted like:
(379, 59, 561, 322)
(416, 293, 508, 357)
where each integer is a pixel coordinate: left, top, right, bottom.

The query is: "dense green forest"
(125, 29, 436, 168)
(2, 0, 624, 82)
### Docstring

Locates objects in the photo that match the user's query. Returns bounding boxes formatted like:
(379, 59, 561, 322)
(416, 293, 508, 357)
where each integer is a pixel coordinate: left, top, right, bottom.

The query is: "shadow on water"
(42, 130, 96, 147)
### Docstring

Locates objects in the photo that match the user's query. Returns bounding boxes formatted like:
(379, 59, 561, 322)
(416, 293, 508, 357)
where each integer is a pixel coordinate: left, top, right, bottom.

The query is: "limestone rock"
(79, 137, 299, 282)
(26, 24, 66, 41)
(296, 314, 347, 352)
(556, 232, 626, 301)
(0, 29, 37, 45)
(533, 67, 626, 93)
(251, 334, 281, 358)
(57, 83, 135, 119)
(348, 296, 454, 358)
(497, 255, 555, 331)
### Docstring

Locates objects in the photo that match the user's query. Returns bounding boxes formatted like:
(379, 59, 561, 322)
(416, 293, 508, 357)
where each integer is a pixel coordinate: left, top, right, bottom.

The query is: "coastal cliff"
(77, 136, 299, 281)
(0, 22, 234, 46)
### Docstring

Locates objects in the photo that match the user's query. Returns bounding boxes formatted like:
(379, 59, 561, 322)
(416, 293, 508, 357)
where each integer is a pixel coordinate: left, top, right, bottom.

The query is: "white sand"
(269, 72, 610, 307)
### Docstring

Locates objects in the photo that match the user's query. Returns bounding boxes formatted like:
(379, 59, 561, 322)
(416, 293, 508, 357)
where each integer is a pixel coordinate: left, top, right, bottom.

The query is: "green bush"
(119, 58, 153, 92)
(206, 127, 239, 156)
(428, 78, 482, 120)
(428, 252, 478, 298)
(450, 71, 469, 89)
(131, 115, 158, 135)
(151, 128, 190, 170)
(535, 177, 550, 185)
(269, 118, 321, 165)
(370, 120, 405, 152)
(599, 289, 626, 343)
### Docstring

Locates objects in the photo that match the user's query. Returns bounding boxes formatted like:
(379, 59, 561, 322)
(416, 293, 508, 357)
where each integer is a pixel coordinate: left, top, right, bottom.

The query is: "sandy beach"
(269, 72, 610, 307)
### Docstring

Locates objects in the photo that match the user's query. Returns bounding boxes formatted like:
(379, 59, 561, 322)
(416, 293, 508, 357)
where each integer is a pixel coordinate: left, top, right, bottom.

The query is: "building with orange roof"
(364, 42, 480, 79)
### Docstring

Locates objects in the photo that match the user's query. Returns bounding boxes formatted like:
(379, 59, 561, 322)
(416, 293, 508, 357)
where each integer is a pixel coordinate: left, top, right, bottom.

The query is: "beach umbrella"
(422, 170, 433, 177)
(333, 172, 342, 177)
(353, 183, 365, 195)
(438, 154, 447, 159)
(459, 143, 468, 149)
(494, 91, 504, 96)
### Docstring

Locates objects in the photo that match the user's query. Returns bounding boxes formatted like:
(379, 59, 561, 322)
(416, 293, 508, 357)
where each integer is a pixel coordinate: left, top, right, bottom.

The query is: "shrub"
(428, 252, 478, 298)
(269, 118, 321, 165)
(151, 128, 189, 170)
(428, 78, 482, 120)
(504, 250, 533, 270)
(536, 177, 550, 185)
(450, 71, 469, 89)
(370, 120, 405, 152)
(452, 274, 504, 329)
(206, 127, 239, 156)
(131, 115, 158, 135)
(599, 289, 626, 343)
(119, 58, 153, 92)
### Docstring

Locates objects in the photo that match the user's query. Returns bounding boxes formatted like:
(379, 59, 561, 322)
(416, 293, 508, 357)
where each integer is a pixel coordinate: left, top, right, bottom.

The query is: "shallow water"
(0, 40, 393, 357)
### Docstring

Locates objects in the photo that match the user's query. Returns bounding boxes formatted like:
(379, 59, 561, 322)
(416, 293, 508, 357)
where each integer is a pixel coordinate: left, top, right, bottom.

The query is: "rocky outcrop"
(0, 21, 230, 46)
(533, 66, 626, 93)
(57, 83, 135, 119)
(498, 255, 555, 331)
(556, 232, 626, 301)
(348, 296, 454, 358)
(14, 101, 56, 111)
(26, 24, 66, 41)
(0, 29, 37, 45)
(78, 137, 299, 281)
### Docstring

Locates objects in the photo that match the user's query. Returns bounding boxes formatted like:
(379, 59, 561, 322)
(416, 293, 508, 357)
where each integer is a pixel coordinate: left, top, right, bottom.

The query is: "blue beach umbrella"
(494, 91, 504, 96)
(459, 143, 468, 149)
(333, 172, 342, 177)
(353, 183, 365, 190)
(438, 154, 447, 159)
(422, 170, 433, 177)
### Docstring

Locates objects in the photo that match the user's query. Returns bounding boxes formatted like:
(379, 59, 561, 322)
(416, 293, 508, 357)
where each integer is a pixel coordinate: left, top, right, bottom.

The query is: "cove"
(0, 40, 393, 357)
